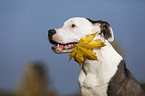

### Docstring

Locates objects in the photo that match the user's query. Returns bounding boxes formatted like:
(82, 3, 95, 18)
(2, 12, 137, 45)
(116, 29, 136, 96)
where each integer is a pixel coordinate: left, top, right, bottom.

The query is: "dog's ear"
(87, 18, 114, 42)
(99, 21, 114, 42)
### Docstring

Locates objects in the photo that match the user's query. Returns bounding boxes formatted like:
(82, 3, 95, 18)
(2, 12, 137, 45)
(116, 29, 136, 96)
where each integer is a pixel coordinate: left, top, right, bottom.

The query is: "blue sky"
(0, 0, 145, 95)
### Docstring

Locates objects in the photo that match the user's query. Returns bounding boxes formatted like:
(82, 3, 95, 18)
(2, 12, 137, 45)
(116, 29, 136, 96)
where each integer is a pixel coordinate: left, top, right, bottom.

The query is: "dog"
(48, 17, 145, 96)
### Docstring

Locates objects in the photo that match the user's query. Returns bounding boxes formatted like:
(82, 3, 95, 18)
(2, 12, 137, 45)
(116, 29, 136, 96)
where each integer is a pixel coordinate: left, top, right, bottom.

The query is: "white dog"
(48, 17, 145, 96)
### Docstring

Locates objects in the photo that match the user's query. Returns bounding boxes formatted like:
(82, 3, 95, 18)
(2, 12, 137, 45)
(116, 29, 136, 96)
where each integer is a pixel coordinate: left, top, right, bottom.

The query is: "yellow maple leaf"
(69, 32, 106, 66)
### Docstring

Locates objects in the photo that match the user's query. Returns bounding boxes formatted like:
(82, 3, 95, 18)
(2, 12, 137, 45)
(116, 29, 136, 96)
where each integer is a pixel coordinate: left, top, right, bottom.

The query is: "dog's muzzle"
(48, 29, 78, 54)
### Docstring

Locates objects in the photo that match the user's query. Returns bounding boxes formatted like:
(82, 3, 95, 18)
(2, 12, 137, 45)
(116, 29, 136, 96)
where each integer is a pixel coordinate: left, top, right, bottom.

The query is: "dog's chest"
(78, 43, 123, 96)
(79, 60, 117, 96)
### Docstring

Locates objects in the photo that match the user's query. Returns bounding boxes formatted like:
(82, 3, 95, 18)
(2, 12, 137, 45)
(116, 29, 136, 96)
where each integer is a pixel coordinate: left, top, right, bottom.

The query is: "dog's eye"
(71, 24, 76, 28)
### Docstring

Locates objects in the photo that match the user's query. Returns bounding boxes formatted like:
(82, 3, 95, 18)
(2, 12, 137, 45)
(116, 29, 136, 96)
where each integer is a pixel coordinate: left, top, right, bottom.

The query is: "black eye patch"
(71, 24, 76, 28)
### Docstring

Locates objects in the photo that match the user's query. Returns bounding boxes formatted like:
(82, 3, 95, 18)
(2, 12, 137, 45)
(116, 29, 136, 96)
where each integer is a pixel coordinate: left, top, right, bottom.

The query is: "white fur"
(51, 17, 123, 96)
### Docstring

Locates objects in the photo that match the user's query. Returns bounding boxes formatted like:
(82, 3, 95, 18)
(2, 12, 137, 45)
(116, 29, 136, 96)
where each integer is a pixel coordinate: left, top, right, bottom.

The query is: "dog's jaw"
(78, 40, 123, 96)
(50, 40, 78, 54)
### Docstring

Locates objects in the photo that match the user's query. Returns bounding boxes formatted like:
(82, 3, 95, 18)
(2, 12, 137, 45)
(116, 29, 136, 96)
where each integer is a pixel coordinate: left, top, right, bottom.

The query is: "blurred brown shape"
(15, 61, 57, 96)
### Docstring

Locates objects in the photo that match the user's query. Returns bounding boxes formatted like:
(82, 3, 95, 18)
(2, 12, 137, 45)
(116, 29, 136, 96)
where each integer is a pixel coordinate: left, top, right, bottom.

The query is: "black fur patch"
(86, 18, 112, 40)
(107, 60, 145, 96)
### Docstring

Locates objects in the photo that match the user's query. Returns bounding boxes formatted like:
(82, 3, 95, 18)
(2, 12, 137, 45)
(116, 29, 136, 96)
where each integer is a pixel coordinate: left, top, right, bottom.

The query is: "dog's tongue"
(59, 45, 64, 49)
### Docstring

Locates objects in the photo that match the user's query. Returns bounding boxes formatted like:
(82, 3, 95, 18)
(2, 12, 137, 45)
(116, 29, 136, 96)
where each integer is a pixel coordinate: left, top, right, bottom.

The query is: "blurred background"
(0, 0, 145, 96)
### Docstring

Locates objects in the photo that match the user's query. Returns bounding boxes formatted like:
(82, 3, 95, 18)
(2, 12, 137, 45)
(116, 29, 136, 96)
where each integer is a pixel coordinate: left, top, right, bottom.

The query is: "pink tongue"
(59, 45, 64, 49)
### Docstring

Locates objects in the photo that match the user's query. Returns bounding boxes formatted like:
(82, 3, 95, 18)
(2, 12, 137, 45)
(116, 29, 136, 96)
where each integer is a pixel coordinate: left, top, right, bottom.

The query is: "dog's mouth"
(49, 40, 78, 54)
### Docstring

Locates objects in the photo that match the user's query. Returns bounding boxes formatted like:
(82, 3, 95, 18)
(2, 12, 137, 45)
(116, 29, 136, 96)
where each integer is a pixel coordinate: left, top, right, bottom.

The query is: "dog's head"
(48, 17, 114, 54)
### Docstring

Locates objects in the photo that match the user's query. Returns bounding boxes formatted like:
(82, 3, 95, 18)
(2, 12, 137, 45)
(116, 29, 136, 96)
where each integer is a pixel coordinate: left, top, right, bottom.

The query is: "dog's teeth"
(57, 44, 59, 47)
(68, 44, 71, 46)
(102, 33, 104, 37)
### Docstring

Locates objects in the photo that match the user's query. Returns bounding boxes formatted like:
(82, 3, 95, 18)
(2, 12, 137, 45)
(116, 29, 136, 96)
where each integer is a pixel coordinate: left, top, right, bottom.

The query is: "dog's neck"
(78, 40, 123, 96)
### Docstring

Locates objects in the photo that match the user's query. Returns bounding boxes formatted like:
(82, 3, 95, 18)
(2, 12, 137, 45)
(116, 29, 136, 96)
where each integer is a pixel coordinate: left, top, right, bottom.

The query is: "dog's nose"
(48, 29, 56, 37)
